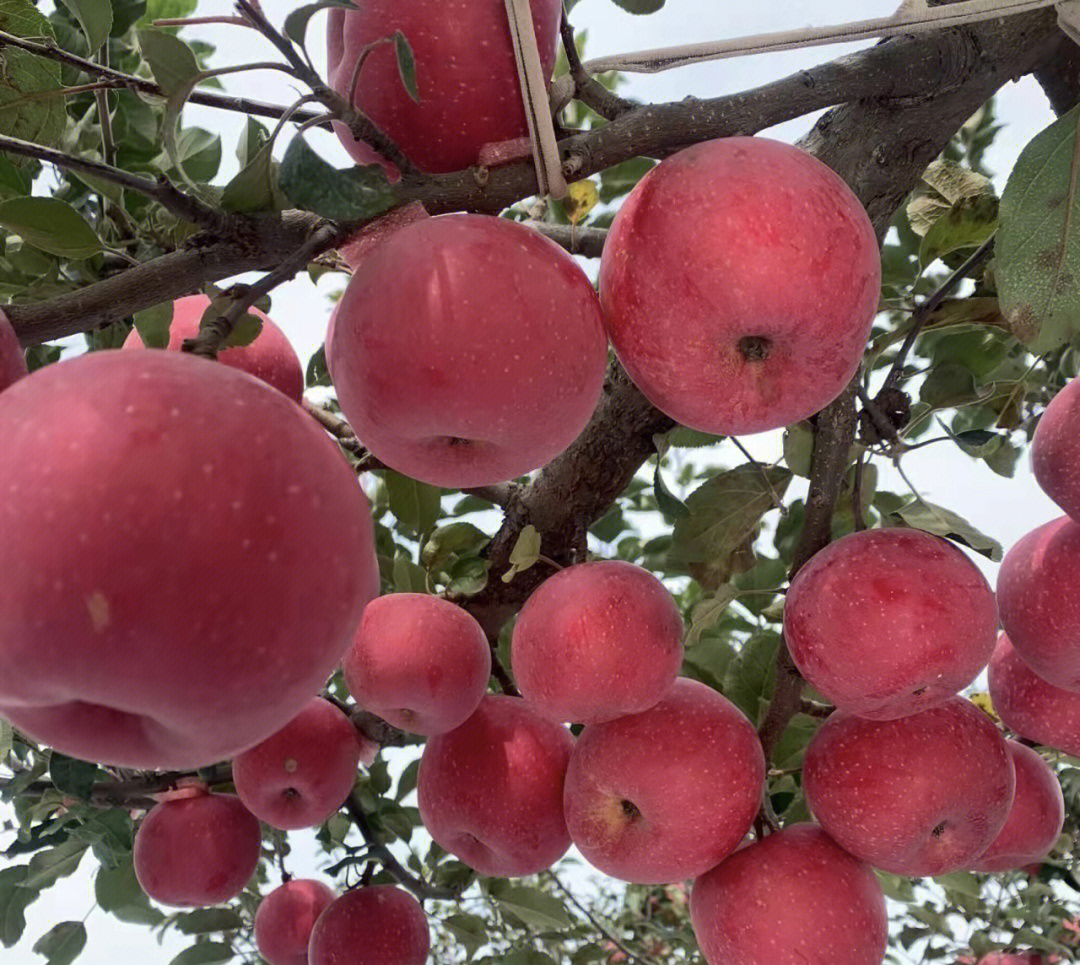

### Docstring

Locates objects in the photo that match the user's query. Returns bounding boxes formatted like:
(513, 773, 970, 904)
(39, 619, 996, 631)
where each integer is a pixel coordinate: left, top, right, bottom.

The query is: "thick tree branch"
(530, 223, 608, 257)
(1034, 31, 1080, 115)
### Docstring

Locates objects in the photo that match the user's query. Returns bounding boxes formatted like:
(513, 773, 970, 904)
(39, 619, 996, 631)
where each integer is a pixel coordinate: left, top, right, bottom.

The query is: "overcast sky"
(4, 1, 1063, 962)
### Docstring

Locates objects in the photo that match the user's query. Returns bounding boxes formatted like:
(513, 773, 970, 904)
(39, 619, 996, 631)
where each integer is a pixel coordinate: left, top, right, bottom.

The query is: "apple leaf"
(384, 471, 442, 536)
(133, 302, 173, 349)
(0, 0, 65, 153)
(599, 157, 655, 203)
(393, 31, 419, 103)
(19, 841, 88, 891)
(563, 180, 599, 225)
(169, 942, 234, 965)
(502, 525, 542, 583)
(278, 135, 397, 222)
(48, 754, 106, 800)
(55, 0, 112, 53)
(221, 118, 281, 214)
(32, 921, 86, 965)
(722, 630, 781, 725)
(283, 0, 355, 48)
(653, 457, 689, 523)
(489, 883, 572, 931)
(907, 158, 993, 236)
(137, 28, 200, 97)
(502, 953, 557, 965)
(0, 720, 11, 764)
(886, 498, 1002, 561)
(306, 345, 331, 388)
(611, 0, 665, 13)
(998, 104, 1080, 351)
(444, 914, 488, 960)
(94, 860, 163, 926)
(685, 584, 739, 649)
(0, 197, 103, 259)
(174, 909, 244, 935)
(0, 866, 39, 948)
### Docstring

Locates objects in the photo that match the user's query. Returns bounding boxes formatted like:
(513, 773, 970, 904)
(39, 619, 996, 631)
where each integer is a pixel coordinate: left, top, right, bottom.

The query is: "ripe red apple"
(327, 0, 562, 174)
(563, 678, 765, 884)
(417, 694, 574, 877)
(330, 214, 608, 488)
(122, 294, 304, 402)
(785, 528, 998, 719)
(511, 561, 684, 724)
(690, 825, 888, 965)
(803, 698, 1015, 876)
(599, 137, 880, 435)
(989, 634, 1080, 757)
(308, 886, 429, 965)
(255, 879, 336, 965)
(977, 955, 1049, 965)
(972, 740, 1064, 873)
(0, 308, 26, 392)
(0, 350, 378, 768)
(997, 516, 1080, 690)
(343, 594, 491, 735)
(133, 793, 262, 907)
(233, 699, 365, 830)
(1033, 376, 1080, 521)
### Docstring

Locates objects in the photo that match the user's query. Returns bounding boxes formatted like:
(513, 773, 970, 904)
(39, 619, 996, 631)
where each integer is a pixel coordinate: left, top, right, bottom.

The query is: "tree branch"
(559, 10, 633, 121)
(528, 223, 608, 257)
(1033, 31, 1080, 115)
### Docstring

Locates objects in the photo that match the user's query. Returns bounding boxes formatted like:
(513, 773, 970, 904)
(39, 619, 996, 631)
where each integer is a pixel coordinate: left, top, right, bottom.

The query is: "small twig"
(528, 222, 607, 257)
(345, 37, 396, 120)
(759, 788, 781, 832)
(882, 235, 997, 392)
(154, 15, 252, 27)
(558, 10, 633, 121)
(800, 698, 834, 718)
(343, 792, 459, 901)
(302, 399, 366, 455)
(547, 872, 661, 965)
(852, 452, 868, 532)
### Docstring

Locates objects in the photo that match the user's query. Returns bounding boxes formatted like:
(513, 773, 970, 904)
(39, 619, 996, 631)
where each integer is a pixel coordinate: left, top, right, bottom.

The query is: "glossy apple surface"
(330, 214, 608, 488)
(599, 137, 880, 435)
(563, 678, 765, 884)
(803, 698, 1015, 876)
(1032, 376, 1080, 522)
(308, 886, 429, 965)
(344, 593, 491, 735)
(511, 561, 683, 724)
(123, 293, 304, 402)
(255, 879, 336, 965)
(0, 350, 377, 768)
(785, 528, 998, 719)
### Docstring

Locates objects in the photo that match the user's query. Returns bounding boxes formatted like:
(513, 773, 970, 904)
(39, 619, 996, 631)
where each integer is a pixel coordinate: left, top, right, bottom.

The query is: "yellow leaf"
(970, 692, 998, 721)
(564, 180, 599, 225)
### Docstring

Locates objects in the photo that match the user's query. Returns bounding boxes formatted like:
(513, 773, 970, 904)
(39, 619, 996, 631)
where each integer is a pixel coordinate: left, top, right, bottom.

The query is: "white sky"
(3, 1, 1062, 962)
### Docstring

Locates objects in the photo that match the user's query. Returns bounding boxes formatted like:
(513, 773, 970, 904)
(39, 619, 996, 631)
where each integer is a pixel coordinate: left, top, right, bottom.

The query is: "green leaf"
(169, 943, 234, 965)
(175, 909, 244, 934)
(133, 302, 173, 349)
(653, 458, 689, 522)
(393, 31, 419, 103)
(668, 465, 791, 590)
(0, 0, 65, 152)
(0, 719, 12, 763)
(998, 104, 1080, 351)
(0, 156, 28, 198)
(444, 912, 488, 959)
(384, 470, 442, 536)
(283, 0, 354, 48)
(20, 840, 88, 890)
(598, 157, 655, 203)
(782, 423, 814, 477)
(907, 158, 994, 236)
(611, 0, 665, 13)
(0, 866, 39, 948)
(919, 361, 980, 408)
(0, 197, 102, 258)
(501, 525, 541, 583)
(306, 344, 331, 388)
(489, 883, 573, 931)
(278, 135, 396, 222)
(722, 631, 781, 726)
(55, 0, 112, 53)
(221, 117, 280, 214)
(685, 584, 738, 649)
(502, 954, 557, 965)
(32, 921, 86, 965)
(137, 28, 200, 96)
(392, 550, 427, 593)
(422, 522, 489, 572)
(888, 498, 1002, 561)
(48, 753, 106, 799)
(662, 426, 722, 449)
(94, 859, 163, 925)
(918, 196, 997, 268)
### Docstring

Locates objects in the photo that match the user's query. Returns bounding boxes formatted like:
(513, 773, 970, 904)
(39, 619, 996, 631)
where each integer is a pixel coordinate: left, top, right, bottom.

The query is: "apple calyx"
(737, 335, 772, 361)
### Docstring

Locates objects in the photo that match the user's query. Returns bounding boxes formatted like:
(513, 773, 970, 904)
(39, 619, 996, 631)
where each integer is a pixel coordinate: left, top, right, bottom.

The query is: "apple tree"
(0, 1, 1079, 964)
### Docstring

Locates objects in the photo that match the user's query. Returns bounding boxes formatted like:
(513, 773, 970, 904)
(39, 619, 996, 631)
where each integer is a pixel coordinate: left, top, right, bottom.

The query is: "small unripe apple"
(233, 699, 364, 830)
(989, 634, 1080, 757)
(327, 0, 562, 174)
(563, 678, 765, 884)
(417, 695, 573, 877)
(1032, 376, 1080, 522)
(343, 594, 491, 735)
(972, 740, 1064, 873)
(122, 294, 304, 402)
(255, 879, 336, 965)
(803, 698, 1015, 876)
(511, 561, 684, 724)
(0, 350, 377, 769)
(599, 137, 880, 435)
(308, 886, 429, 965)
(133, 794, 262, 907)
(0, 308, 26, 393)
(330, 214, 608, 488)
(785, 528, 998, 719)
(997, 516, 1080, 690)
(690, 824, 888, 965)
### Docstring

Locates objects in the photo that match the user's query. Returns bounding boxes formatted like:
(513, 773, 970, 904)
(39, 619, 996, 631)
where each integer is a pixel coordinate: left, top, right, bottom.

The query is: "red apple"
(308, 886, 429, 965)
(803, 698, 1015, 876)
(997, 516, 1080, 690)
(977, 955, 1048, 965)
(785, 528, 998, 719)
(330, 214, 608, 488)
(133, 793, 262, 907)
(1033, 376, 1080, 522)
(255, 879, 336, 965)
(989, 634, 1080, 757)
(563, 678, 765, 884)
(417, 694, 573, 877)
(122, 293, 304, 402)
(972, 740, 1064, 873)
(343, 594, 491, 735)
(511, 561, 684, 724)
(0, 350, 378, 768)
(599, 137, 880, 435)
(0, 308, 26, 393)
(233, 699, 365, 830)
(327, 0, 562, 174)
(690, 824, 888, 965)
